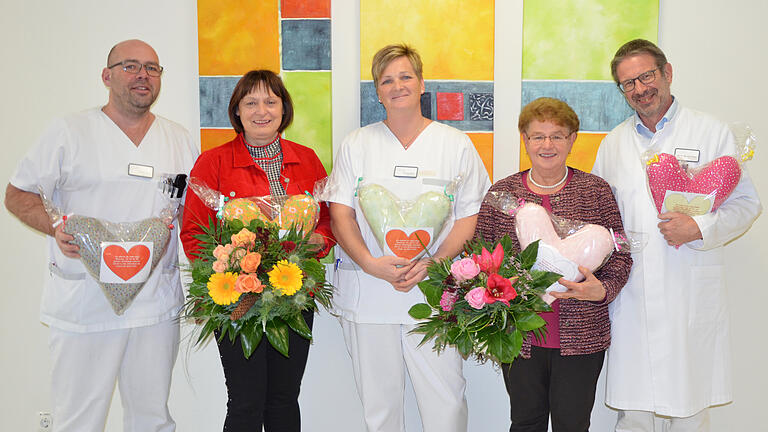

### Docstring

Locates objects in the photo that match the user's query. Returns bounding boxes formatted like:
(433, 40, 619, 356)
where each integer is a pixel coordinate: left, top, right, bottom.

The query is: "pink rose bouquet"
(408, 236, 560, 364)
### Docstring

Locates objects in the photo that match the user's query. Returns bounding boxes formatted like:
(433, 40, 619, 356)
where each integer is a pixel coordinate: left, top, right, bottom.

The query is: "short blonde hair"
(371, 44, 423, 87)
(518, 97, 579, 135)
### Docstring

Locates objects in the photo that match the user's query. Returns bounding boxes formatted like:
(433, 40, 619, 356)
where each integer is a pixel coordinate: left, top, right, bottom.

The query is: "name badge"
(674, 148, 700, 163)
(128, 163, 154, 178)
(393, 165, 418, 178)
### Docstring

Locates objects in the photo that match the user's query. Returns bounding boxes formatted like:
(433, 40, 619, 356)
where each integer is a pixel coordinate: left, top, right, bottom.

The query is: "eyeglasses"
(107, 60, 164, 77)
(526, 134, 570, 144)
(618, 67, 662, 92)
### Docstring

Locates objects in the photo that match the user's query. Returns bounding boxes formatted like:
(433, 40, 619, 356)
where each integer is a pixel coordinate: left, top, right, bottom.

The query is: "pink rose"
(465, 287, 486, 310)
(440, 291, 458, 311)
(450, 258, 481, 282)
(234, 273, 264, 293)
(212, 259, 228, 273)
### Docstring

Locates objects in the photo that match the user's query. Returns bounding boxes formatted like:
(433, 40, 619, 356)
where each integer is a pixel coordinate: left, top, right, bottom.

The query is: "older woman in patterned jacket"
(475, 97, 632, 432)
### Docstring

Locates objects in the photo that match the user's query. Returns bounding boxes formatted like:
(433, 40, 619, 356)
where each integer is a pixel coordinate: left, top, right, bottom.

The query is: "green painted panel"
(523, 0, 659, 80)
(282, 71, 333, 172)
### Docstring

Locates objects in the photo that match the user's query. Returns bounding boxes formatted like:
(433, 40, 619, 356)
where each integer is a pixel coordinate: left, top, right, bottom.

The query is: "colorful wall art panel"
(360, 0, 495, 179)
(198, 0, 333, 170)
(520, 0, 659, 172)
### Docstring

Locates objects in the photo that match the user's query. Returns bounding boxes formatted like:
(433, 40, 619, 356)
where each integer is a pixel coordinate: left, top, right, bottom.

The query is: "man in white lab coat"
(593, 39, 762, 432)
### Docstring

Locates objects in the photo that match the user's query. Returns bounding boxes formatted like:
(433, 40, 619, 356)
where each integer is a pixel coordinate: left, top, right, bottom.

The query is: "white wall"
(1, 0, 766, 430)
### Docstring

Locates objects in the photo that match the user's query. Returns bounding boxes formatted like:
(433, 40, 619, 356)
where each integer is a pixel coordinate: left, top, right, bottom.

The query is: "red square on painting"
(436, 92, 464, 121)
(281, 0, 330, 18)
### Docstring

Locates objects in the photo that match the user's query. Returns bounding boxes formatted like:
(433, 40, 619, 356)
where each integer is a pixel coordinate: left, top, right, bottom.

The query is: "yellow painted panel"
(361, 0, 494, 80)
(198, 0, 280, 75)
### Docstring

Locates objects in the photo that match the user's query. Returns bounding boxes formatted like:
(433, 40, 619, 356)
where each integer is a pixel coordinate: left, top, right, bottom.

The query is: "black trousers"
(502, 346, 605, 432)
(215, 311, 313, 432)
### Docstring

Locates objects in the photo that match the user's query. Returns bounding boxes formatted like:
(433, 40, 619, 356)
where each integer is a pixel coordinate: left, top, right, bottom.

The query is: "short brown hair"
(228, 70, 294, 135)
(610, 39, 668, 84)
(371, 44, 423, 87)
(518, 97, 579, 135)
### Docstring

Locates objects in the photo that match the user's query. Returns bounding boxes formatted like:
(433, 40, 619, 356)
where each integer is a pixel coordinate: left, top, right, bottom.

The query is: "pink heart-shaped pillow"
(515, 203, 614, 272)
(646, 153, 741, 214)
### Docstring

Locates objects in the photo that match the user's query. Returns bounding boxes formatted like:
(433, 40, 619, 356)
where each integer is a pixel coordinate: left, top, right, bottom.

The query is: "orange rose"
(240, 252, 262, 273)
(231, 228, 257, 248)
(234, 273, 264, 293)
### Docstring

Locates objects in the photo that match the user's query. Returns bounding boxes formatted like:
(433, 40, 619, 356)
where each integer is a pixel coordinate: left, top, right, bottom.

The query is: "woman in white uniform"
(326, 44, 491, 432)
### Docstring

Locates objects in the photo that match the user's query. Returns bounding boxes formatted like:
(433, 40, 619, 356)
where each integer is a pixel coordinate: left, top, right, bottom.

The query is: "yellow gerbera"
(268, 260, 303, 296)
(207, 272, 241, 305)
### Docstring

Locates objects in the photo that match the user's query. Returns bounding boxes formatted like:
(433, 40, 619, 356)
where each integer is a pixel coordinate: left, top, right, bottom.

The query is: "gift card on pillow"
(661, 191, 714, 216)
(99, 242, 153, 283)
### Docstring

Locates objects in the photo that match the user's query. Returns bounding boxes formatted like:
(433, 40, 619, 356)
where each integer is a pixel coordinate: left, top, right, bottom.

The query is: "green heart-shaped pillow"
(357, 184, 451, 257)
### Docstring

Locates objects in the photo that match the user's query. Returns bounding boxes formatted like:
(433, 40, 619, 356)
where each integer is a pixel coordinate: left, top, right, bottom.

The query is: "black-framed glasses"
(108, 60, 164, 77)
(618, 67, 662, 92)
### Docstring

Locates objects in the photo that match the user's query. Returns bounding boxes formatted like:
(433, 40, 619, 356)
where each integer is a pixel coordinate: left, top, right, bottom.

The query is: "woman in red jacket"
(181, 70, 334, 432)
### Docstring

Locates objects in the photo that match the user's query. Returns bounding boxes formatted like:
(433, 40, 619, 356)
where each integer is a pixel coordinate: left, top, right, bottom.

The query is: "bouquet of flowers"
(184, 216, 332, 359)
(408, 236, 561, 364)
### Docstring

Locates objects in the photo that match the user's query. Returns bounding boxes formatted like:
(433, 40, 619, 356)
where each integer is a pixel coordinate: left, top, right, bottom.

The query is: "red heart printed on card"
(646, 153, 741, 214)
(103, 245, 151, 281)
(385, 229, 431, 260)
(515, 203, 614, 272)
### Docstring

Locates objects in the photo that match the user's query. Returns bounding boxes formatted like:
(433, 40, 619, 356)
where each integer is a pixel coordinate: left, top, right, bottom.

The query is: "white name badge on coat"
(674, 148, 700, 163)
(99, 242, 153, 283)
(393, 165, 418, 178)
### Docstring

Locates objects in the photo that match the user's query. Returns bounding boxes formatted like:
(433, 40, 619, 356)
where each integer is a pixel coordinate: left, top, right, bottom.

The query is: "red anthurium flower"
(483, 274, 518, 306)
(472, 243, 504, 274)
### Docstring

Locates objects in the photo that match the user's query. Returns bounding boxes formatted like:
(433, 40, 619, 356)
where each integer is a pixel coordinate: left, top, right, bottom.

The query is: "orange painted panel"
(201, 128, 237, 153)
(198, 0, 280, 75)
(281, 0, 330, 18)
(467, 132, 493, 180)
(519, 132, 605, 173)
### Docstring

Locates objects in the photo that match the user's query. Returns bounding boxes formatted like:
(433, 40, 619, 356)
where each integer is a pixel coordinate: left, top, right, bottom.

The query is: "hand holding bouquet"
(408, 236, 560, 364)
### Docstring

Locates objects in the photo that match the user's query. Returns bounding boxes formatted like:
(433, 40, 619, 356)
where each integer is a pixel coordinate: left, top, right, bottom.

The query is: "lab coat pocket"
(688, 264, 726, 326)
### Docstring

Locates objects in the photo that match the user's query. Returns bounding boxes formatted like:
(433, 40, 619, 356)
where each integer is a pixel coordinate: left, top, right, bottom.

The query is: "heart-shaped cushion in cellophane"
(222, 198, 272, 225)
(280, 194, 320, 234)
(515, 203, 614, 280)
(646, 153, 741, 215)
(357, 184, 451, 259)
(64, 216, 171, 315)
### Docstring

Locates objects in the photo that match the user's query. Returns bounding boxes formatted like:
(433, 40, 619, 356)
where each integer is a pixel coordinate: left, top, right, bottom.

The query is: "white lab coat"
(593, 102, 762, 417)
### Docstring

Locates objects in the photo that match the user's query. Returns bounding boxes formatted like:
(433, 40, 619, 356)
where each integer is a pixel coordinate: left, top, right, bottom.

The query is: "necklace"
(385, 118, 428, 150)
(528, 167, 568, 189)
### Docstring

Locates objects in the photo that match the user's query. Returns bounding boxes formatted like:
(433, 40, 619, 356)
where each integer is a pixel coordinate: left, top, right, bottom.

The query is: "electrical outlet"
(38, 412, 52, 432)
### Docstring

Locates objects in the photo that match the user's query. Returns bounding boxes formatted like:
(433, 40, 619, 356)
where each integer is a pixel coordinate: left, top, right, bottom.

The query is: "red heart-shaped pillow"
(646, 153, 741, 214)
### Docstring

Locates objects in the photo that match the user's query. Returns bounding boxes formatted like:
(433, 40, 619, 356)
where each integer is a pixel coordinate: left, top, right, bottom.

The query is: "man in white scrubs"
(593, 39, 762, 432)
(5, 40, 198, 432)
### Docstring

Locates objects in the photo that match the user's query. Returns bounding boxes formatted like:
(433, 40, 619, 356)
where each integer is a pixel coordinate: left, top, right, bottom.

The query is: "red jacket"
(180, 134, 335, 260)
